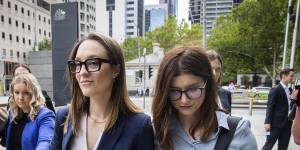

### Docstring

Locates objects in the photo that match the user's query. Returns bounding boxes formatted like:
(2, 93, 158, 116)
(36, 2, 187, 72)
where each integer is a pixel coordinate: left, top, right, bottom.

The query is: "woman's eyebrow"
(170, 81, 204, 89)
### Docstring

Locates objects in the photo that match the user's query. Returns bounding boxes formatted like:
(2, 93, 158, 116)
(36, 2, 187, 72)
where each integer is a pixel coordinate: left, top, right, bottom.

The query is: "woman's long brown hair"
(65, 33, 141, 135)
(152, 44, 219, 149)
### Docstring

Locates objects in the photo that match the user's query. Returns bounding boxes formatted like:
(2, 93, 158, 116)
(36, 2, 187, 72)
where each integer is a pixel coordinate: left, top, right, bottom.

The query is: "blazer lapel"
(62, 121, 74, 150)
(97, 115, 126, 150)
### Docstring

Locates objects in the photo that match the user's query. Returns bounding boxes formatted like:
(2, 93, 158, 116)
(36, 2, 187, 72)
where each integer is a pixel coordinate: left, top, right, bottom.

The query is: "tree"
(208, 0, 293, 86)
(121, 16, 202, 61)
(38, 38, 51, 51)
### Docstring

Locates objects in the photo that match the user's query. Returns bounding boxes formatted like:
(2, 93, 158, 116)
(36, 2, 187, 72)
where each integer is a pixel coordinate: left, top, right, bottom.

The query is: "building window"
(9, 34, 12, 40)
(43, 17, 46, 23)
(87, 4, 89, 12)
(1, 32, 5, 39)
(10, 50, 13, 57)
(16, 36, 19, 42)
(127, 1, 134, 4)
(3, 49, 6, 56)
(48, 19, 50, 24)
(1, 15, 4, 22)
(8, 18, 11, 24)
(8, 1, 11, 8)
(22, 22, 24, 29)
(28, 39, 31, 45)
(23, 52, 26, 59)
(80, 13, 85, 21)
(126, 14, 134, 17)
(44, 30, 46, 36)
(38, 15, 41, 21)
(17, 51, 20, 58)
(80, 23, 85, 32)
(0, 0, 3, 5)
(22, 37, 25, 44)
(21, 7, 24, 14)
(27, 10, 30, 16)
(80, 2, 85, 10)
(15, 4, 18, 11)
(48, 32, 51, 37)
(15, 20, 18, 27)
(28, 25, 30, 31)
(126, 26, 134, 29)
(39, 28, 41, 34)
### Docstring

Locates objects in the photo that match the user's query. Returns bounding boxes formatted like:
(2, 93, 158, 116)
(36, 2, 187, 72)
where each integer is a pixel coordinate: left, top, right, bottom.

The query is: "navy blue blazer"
(6, 107, 55, 150)
(265, 84, 291, 128)
(218, 87, 232, 113)
(50, 106, 155, 150)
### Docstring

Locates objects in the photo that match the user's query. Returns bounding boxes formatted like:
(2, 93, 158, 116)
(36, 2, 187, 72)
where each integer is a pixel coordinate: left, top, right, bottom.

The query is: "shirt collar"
(280, 81, 288, 89)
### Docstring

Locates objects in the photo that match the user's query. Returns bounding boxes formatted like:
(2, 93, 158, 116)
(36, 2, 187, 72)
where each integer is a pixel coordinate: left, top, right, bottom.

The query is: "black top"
(42, 90, 55, 113)
(10, 113, 29, 150)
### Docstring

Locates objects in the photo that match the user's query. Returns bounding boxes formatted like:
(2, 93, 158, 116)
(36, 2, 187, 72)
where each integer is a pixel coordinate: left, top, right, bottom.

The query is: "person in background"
(12, 64, 56, 113)
(263, 68, 295, 150)
(206, 50, 232, 113)
(152, 44, 257, 149)
(291, 91, 300, 144)
(50, 33, 154, 150)
(5, 73, 55, 150)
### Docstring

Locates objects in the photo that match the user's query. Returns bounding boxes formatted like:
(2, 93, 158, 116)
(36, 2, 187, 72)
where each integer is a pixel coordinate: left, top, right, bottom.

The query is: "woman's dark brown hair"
(65, 33, 141, 134)
(12, 64, 31, 76)
(152, 44, 219, 149)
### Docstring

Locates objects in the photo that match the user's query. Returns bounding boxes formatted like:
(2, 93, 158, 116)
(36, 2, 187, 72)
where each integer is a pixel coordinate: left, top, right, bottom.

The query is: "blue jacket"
(50, 106, 155, 150)
(6, 107, 55, 150)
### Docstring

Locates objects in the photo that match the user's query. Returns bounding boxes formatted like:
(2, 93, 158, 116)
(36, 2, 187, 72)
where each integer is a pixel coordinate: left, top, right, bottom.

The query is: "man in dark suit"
(207, 50, 232, 113)
(263, 68, 296, 150)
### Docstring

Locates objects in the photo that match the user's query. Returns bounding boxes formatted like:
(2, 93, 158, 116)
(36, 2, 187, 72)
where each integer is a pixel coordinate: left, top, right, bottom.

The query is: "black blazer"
(50, 106, 155, 150)
(218, 87, 232, 113)
(265, 84, 290, 128)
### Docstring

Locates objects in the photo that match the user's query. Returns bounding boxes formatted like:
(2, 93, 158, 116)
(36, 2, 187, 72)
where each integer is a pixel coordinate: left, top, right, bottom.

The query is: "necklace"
(88, 115, 107, 123)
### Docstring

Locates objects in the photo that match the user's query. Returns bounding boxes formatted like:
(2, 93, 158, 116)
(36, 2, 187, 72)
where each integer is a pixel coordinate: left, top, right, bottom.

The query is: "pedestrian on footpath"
(291, 89, 300, 144)
(152, 44, 257, 150)
(263, 68, 296, 150)
(50, 33, 154, 150)
(2, 73, 55, 150)
(12, 64, 56, 113)
(206, 50, 232, 114)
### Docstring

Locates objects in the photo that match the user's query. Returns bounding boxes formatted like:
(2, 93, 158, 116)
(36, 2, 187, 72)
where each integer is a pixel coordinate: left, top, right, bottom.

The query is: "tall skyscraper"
(145, 4, 168, 32)
(159, 0, 178, 17)
(189, 0, 234, 35)
(96, 0, 144, 43)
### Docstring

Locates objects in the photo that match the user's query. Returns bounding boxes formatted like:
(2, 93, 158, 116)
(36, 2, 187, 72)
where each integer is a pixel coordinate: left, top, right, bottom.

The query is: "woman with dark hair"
(50, 33, 154, 150)
(11, 64, 55, 113)
(152, 44, 257, 149)
(206, 50, 232, 113)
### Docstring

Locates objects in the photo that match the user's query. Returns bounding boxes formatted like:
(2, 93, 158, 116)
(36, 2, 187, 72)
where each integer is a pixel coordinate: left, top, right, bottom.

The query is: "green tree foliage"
(38, 38, 51, 51)
(121, 16, 202, 61)
(208, 0, 299, 85)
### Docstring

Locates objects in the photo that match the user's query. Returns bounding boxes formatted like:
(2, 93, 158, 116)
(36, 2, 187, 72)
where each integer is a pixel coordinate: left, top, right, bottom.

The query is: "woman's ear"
(113, 64, 120, 78)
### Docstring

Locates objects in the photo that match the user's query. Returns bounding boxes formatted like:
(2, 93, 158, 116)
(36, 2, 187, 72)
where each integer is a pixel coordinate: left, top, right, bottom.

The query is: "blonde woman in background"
(5, 73, 55, 150)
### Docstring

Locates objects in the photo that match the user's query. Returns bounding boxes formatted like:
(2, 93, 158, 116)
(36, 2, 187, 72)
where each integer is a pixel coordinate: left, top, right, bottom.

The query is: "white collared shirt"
(280, 81, 291, 111)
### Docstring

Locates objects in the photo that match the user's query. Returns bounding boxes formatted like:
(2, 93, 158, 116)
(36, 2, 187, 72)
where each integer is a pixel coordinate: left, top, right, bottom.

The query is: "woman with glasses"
(152, 44, 257, 150)
(50, 33, 154, 150)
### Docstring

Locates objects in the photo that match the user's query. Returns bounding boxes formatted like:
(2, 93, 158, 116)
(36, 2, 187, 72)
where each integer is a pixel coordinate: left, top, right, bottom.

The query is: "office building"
(96, 0, 144, 43)
(0, 0, 52, 92)
(145, 4, 168, 32)
(159, 0, 178, 17)
(189, 0, 233, 35)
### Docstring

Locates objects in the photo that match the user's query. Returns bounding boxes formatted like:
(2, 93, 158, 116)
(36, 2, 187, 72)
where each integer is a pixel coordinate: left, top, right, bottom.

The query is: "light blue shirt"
(169, 111, 258, 150)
